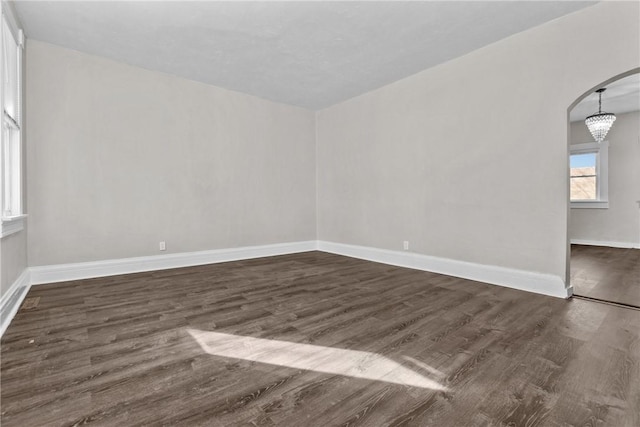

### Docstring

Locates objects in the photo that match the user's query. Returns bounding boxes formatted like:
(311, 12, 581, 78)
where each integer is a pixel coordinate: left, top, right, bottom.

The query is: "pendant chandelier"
(585, 88, 616, 143)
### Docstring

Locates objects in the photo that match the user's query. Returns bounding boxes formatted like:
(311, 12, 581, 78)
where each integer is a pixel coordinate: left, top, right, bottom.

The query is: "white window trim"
(570, 141, 609, 209)
(0, 6, 25, 238)
(0, 213, 26, 238)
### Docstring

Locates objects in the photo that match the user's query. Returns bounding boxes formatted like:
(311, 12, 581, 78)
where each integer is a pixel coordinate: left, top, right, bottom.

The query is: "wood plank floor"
(2, 251, 639, 426)
(571, 244, 640, 308)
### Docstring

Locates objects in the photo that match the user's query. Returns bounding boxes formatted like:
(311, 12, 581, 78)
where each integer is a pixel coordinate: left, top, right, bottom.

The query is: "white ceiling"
(15, 1, 596, 110)
(570, 73, 640, 122)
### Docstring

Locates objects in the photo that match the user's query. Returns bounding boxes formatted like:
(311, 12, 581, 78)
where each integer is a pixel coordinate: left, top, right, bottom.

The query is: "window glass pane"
(570, 152, 596, 176)
(570, 152, 598, 201)
(9, 126, 20, 214)
(2, 19, 19, 122)
(2, 126, 9, 215)
(570, 176, 597, 200)
(2, 124, 21, 216)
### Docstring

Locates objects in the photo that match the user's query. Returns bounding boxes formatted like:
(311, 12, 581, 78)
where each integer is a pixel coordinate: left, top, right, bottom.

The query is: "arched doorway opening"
(566, 68, 640, 307)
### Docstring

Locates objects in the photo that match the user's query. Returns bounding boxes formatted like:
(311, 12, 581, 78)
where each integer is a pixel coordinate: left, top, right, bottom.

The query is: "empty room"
(1, 1, 639, 426)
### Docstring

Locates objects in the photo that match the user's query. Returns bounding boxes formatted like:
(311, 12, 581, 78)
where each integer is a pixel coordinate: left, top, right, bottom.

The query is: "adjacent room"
(1, 1, 639, 425)
(568, 73, 640, 308)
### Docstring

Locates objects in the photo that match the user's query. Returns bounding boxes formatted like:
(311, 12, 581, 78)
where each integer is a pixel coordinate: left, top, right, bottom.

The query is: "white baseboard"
(0, 268, 31, 337)
(30, 240, 318, 285)
(317, 241, 571, 299)
(29, 240, 572, 298)
(570, 239, 640, 249)
(4, 239, 572, 337)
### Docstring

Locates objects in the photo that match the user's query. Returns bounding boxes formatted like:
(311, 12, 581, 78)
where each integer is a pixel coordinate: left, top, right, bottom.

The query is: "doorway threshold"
(572, 294, 640, 311)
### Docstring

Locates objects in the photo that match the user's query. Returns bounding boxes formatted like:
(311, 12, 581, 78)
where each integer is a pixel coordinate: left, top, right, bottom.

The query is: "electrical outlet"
(159, 241, 166, 251)
(403, 241, 409, 251)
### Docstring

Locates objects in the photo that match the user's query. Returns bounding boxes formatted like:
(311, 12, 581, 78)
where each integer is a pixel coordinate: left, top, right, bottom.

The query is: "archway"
(566, 68, 640, 307)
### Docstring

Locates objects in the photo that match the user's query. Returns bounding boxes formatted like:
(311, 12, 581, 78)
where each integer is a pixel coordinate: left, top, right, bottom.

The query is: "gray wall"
(316, 1, 639, 285)
(27, 41, 316, 266)
(570, 111, 640, 245)
(1, 229, 27, 296)
(18, 2, 640, 292)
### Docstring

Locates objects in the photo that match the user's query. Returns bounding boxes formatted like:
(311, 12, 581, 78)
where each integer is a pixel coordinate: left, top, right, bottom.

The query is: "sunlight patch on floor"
(187, 328, 446, 390)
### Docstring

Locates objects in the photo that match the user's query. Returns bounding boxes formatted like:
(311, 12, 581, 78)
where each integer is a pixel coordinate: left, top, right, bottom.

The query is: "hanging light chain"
(598, 90, 602, 113)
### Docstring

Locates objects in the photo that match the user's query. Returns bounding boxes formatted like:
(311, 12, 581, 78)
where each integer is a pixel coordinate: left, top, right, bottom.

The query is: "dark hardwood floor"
(571, 244, 640, 308)
(2, 251, 639, 426)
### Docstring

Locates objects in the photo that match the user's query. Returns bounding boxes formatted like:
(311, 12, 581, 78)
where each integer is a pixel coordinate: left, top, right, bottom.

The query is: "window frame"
(0, 7, 26, 238)
(570, 141, 609, 209)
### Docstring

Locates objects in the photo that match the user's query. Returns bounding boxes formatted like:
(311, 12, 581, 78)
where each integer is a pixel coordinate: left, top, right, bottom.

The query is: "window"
(570, 141, 608, 209)
(570, 152, 597, 200)
(0, 9, 25, 237)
